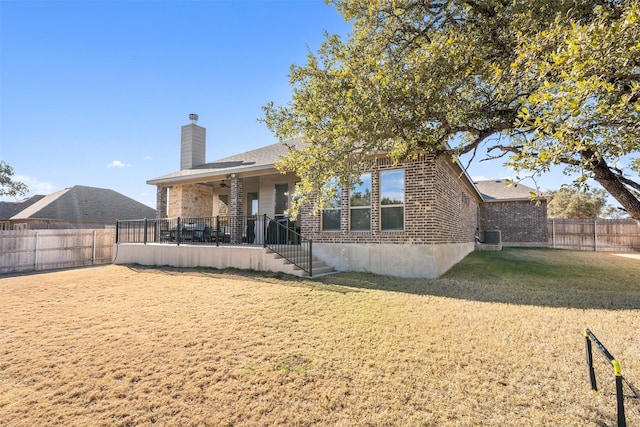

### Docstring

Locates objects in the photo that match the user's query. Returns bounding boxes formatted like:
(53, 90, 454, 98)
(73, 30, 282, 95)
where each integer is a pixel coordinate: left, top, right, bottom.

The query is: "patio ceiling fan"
(211, 180, 227, 189)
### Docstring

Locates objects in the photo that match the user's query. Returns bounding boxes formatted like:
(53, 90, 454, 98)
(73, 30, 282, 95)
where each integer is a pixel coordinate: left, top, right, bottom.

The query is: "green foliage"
(263, 0, 640, 220)
(547, 187, 609, 219)
(0, 161, 28, 198)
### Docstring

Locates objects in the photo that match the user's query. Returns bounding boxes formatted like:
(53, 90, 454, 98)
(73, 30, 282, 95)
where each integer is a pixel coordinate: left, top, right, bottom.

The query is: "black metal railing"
(115, 215, 313, 276)
(264, 217, 313, 277)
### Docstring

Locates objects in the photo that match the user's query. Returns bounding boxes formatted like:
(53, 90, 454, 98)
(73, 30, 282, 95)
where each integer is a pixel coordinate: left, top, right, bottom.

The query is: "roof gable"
(11, 185, 156, 222)
(0, 195, 46, 219)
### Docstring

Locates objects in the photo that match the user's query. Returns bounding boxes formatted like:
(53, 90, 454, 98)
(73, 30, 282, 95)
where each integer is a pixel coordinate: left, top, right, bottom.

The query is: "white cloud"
(0, 175, 57, 201)
(107, 160, 131, 168)
(144, 156, 152, 160)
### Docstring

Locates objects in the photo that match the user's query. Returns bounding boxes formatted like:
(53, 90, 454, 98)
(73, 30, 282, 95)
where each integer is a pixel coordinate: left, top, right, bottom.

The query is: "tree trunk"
(586, 153, 640, 223)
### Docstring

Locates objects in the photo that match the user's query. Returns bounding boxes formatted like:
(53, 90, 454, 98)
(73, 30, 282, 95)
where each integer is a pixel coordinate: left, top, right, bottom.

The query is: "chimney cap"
(189, 113, 199, 124)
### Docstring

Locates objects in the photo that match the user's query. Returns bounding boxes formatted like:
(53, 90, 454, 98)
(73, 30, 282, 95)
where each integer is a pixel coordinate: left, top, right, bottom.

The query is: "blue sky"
(1, 0, 579, 209)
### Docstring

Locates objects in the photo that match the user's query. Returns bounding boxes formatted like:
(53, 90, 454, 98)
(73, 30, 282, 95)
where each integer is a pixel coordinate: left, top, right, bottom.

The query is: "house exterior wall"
(314, 242, 475, 279)
(168, 184, 214, 218)
(479, 200, 548, 244)
(300, 155, 480, 244)
(257, 173, 298, 217)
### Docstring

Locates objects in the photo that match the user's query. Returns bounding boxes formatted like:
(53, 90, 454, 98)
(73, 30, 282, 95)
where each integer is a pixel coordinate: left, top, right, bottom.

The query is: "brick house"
(1, 185, 156, 230)
(145, 116, 547, 278)
(475, 179, 548, 246)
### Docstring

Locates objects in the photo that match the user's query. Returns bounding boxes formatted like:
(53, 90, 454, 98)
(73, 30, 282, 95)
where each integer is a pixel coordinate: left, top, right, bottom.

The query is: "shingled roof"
(474, 179, 543, 201)
(0, 195, 46, 220)
(147, 138, 305, 185)
(9, 185, 156, 223)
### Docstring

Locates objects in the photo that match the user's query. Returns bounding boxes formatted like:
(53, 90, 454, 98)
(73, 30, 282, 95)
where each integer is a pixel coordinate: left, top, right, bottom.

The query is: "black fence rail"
(115, 215, 314, 276)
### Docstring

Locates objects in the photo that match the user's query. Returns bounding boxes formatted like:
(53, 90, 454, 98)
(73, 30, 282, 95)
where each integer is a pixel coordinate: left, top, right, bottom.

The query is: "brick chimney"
(180, 113, 206, 170)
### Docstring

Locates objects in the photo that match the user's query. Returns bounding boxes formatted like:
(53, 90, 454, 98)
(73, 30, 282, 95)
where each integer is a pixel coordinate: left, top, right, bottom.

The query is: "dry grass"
(1, 249, 639, 426)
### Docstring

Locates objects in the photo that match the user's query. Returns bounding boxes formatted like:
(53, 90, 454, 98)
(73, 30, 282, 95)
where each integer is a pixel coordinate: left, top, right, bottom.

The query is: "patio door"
(274, 183, 288, 220)
(247, 192, 259, 216)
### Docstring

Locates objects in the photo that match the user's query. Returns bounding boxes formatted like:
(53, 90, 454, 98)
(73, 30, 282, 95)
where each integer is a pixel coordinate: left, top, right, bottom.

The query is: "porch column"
(156, 186, 168, 218)
(230, 176, 244, 244)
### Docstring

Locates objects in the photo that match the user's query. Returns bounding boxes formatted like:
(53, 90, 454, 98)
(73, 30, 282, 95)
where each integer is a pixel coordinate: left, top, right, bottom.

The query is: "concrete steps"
(266, 248, 335, 277)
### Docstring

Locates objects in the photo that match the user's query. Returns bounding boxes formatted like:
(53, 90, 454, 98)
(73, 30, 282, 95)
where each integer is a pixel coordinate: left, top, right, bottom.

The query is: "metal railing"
(115, 215, 313, 276)
(264, 216, 313, 277)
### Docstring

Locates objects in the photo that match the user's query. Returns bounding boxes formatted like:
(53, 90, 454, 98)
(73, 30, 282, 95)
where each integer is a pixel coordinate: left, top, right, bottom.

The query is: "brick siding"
(300, 155, 480, 244)
(479, 200, 548, 243)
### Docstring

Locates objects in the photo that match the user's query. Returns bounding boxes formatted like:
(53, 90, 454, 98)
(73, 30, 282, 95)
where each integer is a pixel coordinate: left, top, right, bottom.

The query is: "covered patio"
(114, 215, 333, 277)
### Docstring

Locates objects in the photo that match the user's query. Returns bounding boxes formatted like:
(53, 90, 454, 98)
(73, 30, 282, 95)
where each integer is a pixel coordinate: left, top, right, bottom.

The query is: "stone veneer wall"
(167, 184, 214, 218)
(479, 200, 548, 244)
(156, 186, 168, 218)
(300, 155, 480, 244)
(230, 177, 244, 244)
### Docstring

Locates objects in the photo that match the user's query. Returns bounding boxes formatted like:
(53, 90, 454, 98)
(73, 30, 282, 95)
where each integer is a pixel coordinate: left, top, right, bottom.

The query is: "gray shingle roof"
(0, 195, 46, 220)
(147, 138, 304, 185)
(10, 185, 156, 222)
(474, 179, 542, 201)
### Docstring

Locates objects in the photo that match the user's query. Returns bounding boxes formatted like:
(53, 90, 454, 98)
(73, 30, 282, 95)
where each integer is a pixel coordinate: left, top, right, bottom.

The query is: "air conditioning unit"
(484, 229, 502, 244)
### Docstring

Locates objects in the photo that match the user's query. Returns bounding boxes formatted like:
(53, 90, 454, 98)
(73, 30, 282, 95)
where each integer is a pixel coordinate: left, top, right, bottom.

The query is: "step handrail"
(262, 214, 312, 277)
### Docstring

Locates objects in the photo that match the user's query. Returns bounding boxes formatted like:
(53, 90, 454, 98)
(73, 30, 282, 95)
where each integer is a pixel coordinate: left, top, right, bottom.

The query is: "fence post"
(263, 214, 267, 248)
(585, 330, 597, 391)
(594, 219, 598, 252)
(309, 239, 313, 278)
(216, 216, 220, 247)
(115, 220, 119, 244)
(34, 231, 39, 271)
(176, 217, 181, 246)
(92, 230, 97, 265)
(143, 218, 148, 245)
(584, 328, 626, 427)
(552, 219, 556, 249)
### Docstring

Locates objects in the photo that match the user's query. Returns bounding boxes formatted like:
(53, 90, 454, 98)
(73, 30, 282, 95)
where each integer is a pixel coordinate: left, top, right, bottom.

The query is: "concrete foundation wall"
(113, 244, 286, 273)
(313, 242, 475, 279)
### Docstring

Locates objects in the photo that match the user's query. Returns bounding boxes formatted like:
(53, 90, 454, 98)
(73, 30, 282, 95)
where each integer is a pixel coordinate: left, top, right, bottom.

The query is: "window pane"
(381, 206, 404, 230)
(275, 183, 289, 215)
(350, 173, 371, 207)
(380, 170, 404, 205)
(247, 192, 259, 215)
(322, 209, 341, 231)
(324, 180, 341, 209)
(350, 208, 371, 231)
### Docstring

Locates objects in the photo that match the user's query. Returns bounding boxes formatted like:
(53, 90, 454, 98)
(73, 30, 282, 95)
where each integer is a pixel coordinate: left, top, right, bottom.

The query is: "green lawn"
(1, 248, 639, 426)
(317, 247, 640, 309)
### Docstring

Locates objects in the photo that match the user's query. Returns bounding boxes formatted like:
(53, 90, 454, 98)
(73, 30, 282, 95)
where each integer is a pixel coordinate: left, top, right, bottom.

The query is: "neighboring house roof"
(10, 185, 156, 222)
(147, 138, 305, 185)
(0, 195, 46, 220)
(474, 179, 543, 201)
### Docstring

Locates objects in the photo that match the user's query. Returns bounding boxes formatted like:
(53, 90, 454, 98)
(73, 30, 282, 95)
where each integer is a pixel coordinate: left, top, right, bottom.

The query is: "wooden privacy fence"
(0, 229, 115, 274)
(548, 218, 640, 252)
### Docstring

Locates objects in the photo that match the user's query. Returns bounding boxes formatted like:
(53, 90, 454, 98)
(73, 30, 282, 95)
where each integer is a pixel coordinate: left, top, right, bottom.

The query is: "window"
(350, 173, 371, 231)
(380, 170, 404, 231)
(321, 180, 341, 231)
(247, 192, 259, 216)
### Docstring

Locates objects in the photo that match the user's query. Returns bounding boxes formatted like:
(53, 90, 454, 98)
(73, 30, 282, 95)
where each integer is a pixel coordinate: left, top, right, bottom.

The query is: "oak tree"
(547, 187, 612, 219)
(263, 0, 640, 220)
(0, 161, 28, 198)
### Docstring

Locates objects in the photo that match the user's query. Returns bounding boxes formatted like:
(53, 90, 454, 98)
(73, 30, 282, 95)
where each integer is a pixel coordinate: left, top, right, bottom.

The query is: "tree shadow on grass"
(312, 248, 640, 310)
